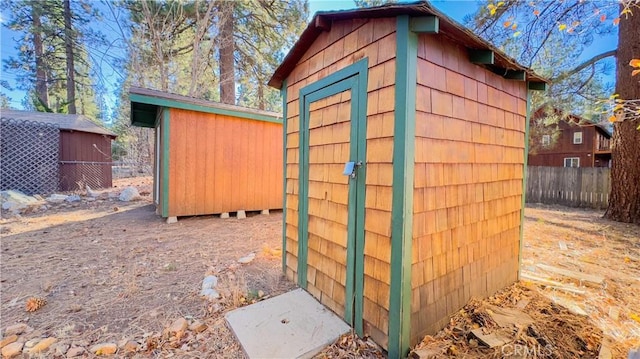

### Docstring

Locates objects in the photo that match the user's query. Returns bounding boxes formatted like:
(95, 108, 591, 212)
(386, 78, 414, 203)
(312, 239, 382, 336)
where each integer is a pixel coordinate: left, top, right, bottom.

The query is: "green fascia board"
(409, 16, 439, 33)
(129, 93, 283, 127)
(161, 108, 170, 218)
(388, 15, 417, 359)
(518, 89, 532, 279)
(469, 49, 495, 65)
(528, 81, 547, 91)
(503, 70, 526, 81)
(281, 80, 288, 274)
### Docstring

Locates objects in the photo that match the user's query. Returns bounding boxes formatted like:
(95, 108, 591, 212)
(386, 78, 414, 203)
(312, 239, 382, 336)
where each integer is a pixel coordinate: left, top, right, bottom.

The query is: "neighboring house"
(1, 109, 117, 192)
(528, 110, 612, 168)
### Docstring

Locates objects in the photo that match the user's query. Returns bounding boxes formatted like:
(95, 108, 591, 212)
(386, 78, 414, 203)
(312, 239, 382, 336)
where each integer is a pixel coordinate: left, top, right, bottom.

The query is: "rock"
(168, 318, 188, 335)
(86, 185, 100, 197)
(1, 342, 23, 358)
(85, 197, 96, 202)
(28, 337, 57, 353)
(201, 288, 220, 301)
(65, 194, 81, 202)
(236, 210, 247, 219)
(1, 190, 42, 212)
(90, 343, 118, 355)
(166, 216, 178, 224)
(220, 212, 230, 219)
(258, 290, 265, 298)
(24, 339, 39, 348)
(188, 321, 208, 333)
(201, 275, 218, 291)
(0, 335, 18, 348)
(200, 276, 220, 300)
(66, 346, 85, 357)
(54, 343, 70, 356)
(238, 253, 256, 264)
(118, 187, 140, 202)
(46, 193, 69, 203)
(123, 340, 138, 353)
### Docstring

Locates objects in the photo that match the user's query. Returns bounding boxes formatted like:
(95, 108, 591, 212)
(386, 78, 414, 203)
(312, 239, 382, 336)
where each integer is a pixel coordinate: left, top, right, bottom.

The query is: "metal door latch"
(343, 161, 363, 179)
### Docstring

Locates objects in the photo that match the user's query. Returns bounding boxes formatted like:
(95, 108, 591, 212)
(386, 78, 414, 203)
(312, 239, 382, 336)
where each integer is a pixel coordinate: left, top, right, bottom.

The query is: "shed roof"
(129, 87, 282, 128)
(268, 1, 549, 89)
(0, 109, 116, 137)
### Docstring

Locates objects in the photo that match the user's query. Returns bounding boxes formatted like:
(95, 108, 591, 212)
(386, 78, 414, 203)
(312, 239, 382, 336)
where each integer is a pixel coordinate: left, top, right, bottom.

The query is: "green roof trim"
(469, 49, 495, 65)
(409, 16, 439, 33)
(528, 81, 548, 91)
(503, 69, 526, 81)
(129, 88, 282, 128)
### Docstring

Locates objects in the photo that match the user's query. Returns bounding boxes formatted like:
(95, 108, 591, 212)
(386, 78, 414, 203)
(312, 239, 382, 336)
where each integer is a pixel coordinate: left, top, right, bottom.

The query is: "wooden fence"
(526, 166, 611, 209)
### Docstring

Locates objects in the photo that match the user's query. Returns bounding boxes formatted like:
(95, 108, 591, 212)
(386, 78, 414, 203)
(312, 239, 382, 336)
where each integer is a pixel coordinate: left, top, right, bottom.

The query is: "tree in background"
(471, 1, 639, 223)
(104, 0, 307, 172)
(606, 2, 640, 223)
(2, 0, 102, 117)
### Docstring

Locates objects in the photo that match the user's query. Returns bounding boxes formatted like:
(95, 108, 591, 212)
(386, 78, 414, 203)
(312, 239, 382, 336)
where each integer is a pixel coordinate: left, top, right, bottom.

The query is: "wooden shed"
(129, 87, 283, 220)
(1, 109, 116, 191)
(268, 2, 547, 357)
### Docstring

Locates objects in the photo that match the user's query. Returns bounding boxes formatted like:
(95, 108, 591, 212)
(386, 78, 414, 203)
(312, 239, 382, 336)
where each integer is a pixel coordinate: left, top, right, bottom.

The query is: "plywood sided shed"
(129, 87, 283, 218)
(1, 109, 117, 191)
(268, 2, 548, 357)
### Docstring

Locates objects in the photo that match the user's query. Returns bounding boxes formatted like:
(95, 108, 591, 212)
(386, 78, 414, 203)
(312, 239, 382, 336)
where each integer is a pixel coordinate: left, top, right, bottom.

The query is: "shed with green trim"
(269, 2, 548, 357)
(129, 87, 284, 219)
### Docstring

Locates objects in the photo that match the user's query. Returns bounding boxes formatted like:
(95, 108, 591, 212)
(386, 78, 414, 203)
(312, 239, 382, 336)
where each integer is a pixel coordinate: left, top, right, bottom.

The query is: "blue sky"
(0, 0, 618, 121)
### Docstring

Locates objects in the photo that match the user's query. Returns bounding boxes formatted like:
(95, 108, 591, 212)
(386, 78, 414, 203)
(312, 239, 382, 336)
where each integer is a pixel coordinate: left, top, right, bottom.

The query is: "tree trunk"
(63, 0, 76, 114)
(605, 4, 640, 224)
(257, 79, 265, 110)
(31, 3, 49, 110)
(218, 1, 235, 104)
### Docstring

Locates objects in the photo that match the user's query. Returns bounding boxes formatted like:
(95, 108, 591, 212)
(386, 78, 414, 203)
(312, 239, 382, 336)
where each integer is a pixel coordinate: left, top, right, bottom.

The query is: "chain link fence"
(1, 117, 60, 195)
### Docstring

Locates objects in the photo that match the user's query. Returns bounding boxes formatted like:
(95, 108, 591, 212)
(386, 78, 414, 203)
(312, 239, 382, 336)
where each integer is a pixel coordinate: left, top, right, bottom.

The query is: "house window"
(564, 157, 580, 168)
(573, 131, 583, 144)
(541, 134, 551, 146)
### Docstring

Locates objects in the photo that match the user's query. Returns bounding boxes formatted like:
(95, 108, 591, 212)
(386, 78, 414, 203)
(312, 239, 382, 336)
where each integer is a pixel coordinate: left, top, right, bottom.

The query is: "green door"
(297, 59, 368, 335)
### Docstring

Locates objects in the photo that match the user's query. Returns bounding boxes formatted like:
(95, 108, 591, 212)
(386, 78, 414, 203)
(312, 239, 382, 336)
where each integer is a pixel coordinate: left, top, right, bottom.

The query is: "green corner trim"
(297, 58, 368, 335)
(161, 108, 170, 218)
(389, 15, 417, 359)
(469, 49, 495, 65)
(528, 81, 547, 91)
(281, 80, 288, 274)
(409, 16, 439, 33)
(518, 89, 532, 279)
(129, 93, 282, 125)
(503, 70, 526, 81)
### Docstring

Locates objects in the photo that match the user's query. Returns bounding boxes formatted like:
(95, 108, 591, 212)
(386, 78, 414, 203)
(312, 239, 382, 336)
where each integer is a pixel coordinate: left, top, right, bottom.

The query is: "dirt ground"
(1, 177, 295, 358)
(1, 178, 639, 358)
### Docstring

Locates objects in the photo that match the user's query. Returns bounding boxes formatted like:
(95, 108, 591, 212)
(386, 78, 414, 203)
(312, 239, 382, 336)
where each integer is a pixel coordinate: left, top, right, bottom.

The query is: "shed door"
(298, 64, 367, 336)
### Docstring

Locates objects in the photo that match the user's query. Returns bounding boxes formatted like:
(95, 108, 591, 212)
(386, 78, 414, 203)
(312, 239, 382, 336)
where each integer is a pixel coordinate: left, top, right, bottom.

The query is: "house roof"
(268, 1, 549, 89)
(0, 109, 116, 137)
(129, 87, 282, 128)
(533, 107, 612, 138)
